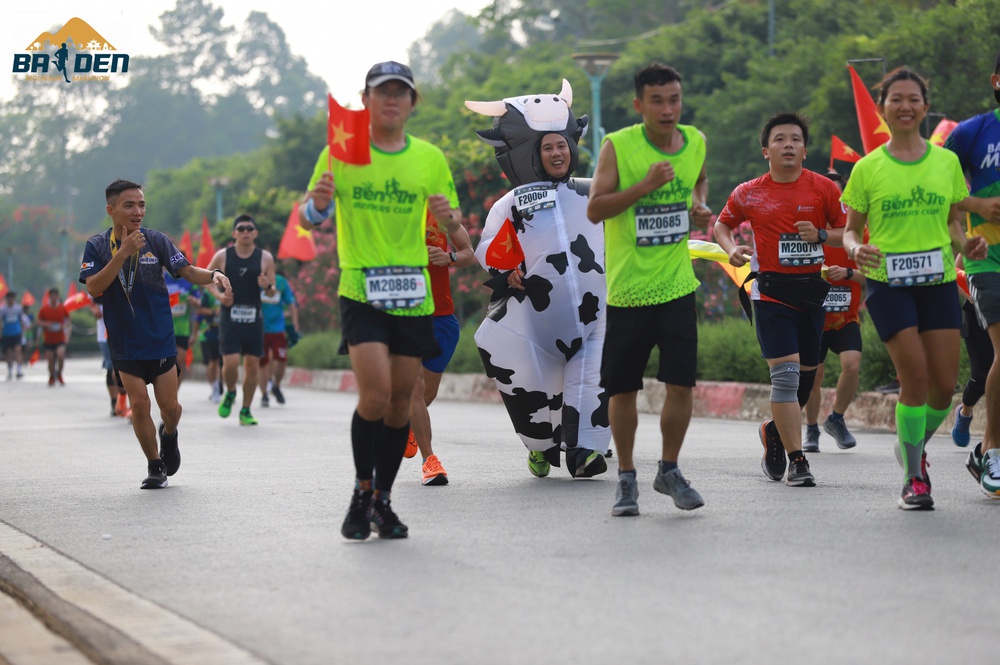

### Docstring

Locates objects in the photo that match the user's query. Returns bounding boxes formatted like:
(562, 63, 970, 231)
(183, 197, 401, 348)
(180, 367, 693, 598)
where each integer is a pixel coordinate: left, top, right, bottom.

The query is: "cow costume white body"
(468, 81, 611, 477)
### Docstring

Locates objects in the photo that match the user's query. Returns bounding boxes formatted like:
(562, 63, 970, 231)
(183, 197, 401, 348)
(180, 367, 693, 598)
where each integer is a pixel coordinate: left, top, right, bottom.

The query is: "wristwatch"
(846, 268, 854, 279)
(817, 229, 828, 244)
(448, 251, 457, 265)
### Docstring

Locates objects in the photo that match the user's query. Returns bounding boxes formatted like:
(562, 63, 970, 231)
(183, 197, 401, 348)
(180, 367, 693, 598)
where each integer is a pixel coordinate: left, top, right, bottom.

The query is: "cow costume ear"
(465, 100, 508, 116)
(559, 79, 573, 107)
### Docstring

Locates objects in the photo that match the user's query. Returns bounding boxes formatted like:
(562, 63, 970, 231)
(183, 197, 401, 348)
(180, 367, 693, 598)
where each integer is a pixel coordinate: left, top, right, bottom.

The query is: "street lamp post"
(209, 177, 230, 224)
(572, 52, 620, 174)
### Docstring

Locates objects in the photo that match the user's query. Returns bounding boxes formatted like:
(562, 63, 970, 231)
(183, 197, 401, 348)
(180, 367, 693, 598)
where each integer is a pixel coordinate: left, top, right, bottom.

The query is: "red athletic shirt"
(822, 230, 866, 331)
(37, 303, 68, 345)
(425, 213, 454, 317)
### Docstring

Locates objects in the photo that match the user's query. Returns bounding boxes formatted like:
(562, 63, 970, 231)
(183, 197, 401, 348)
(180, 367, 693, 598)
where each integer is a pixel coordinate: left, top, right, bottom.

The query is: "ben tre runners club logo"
(11, 17, 129, 85)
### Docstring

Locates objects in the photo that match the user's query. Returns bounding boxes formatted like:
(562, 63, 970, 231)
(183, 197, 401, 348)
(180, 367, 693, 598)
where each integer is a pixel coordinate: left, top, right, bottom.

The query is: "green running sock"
(923, 404, 950, 445)
(896, 402, 926, 480)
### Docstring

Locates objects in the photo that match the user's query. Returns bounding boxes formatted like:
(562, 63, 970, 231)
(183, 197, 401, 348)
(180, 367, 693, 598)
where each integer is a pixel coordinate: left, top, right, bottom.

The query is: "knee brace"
(798, 368, 817, 408)
(769, 361, 800, 403)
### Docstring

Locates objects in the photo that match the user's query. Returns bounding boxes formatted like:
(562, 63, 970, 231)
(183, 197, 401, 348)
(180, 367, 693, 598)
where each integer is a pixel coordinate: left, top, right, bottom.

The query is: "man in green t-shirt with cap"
(588, 62, 712, 517)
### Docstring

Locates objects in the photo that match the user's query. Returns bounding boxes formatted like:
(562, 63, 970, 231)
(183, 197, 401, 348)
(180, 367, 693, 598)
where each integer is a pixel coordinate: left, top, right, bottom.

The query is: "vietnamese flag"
(486, 218, 526, 270)
(67, 281, 78, 298)
(29, 348, 39, 365)
(196, 216, 215, 269)
(930, 118, 958, 147)
(830, 135, 861, 169)
(178, 228, 194, 262)
(328, 94, 371, 166)
(848, 65, 891, 154)
(21, 290, 35, 307)
(63, 290, 92, 313)
(0, 272, 8, 298)
(277, 201, 317, 261)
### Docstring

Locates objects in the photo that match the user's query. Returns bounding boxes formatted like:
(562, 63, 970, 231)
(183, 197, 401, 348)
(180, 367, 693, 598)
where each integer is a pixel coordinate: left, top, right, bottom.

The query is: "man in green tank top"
(588, 63, 712, 517)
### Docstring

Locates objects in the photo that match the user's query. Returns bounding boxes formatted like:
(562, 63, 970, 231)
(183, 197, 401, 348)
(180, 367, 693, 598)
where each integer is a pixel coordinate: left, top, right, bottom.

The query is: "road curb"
(195, 366, 981, 439)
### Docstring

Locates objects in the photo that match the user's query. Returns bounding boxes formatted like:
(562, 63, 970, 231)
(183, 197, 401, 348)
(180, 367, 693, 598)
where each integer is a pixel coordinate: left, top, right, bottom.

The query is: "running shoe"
(898, 477, 933, 510)
(803, 425, 820, 453)
(158, 421, 181, 476)
(967, 443, 985, 482)
(369, 497, 408, 538)
(271, 385, 285, 404)
(421, 454, 449, 486)
(981, 449, 1000, 499)
(115, 393, 128, 416)
(567, 447, 608, 478)
(15, 371, 23, 379)
(653, 467, 704, 510)
(404, 429, 418, 459)
(527, 450, 550, 477)
(140, 460, 168, 490)
(260, 393, 269, 408)
(611, 472, 639, 516)
(48, 375, 55, 386)
(56, 373, 64, 385)
(823, 415, 857, 449)
(239, 407, 258, 426)
(218, 391, 236, 418)
(921, 452, 931, 490)
(786, 457, 816, 487)
(341, 489, 373, 540)
(951, 405, 972, 448)
(759, 420, 786, 481)
(109, 404, 117, 417)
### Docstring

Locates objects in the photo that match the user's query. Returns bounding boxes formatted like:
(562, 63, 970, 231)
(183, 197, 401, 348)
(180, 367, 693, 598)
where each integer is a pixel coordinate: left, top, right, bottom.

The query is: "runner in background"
(259, 271, 299, 408)
(36, 288, 70, 386)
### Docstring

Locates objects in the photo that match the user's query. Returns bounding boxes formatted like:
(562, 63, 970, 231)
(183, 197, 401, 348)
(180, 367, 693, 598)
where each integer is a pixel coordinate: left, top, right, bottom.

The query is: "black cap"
(994, 50, 1000, 104)
(4, 291, 14, 298)
(365, 61, 415, 90)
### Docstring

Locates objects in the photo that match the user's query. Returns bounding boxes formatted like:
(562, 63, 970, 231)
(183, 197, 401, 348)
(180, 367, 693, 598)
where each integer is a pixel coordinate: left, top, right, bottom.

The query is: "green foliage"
(286, 331, 351, 370)
(690, 317, 771, 383)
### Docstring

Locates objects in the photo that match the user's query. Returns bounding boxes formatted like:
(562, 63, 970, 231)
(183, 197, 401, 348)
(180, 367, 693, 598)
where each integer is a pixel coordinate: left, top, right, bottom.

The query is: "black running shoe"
(759, 420, 786, 481)
(341, 489, 373, 540)
(158, 421, 181, 476)
(140, 460, 168, 489)
(271, 385, 285, 404)
(967, 443, 984, 482)
(785, 457, 816, 487)
(369, 497, 408, 539)
(898, 477, 933, 510)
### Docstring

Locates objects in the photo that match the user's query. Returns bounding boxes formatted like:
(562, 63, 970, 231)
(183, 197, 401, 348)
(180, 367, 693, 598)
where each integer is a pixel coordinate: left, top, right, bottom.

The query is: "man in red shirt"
(36, 288, 70, 386)
(715, 112, 846, 487)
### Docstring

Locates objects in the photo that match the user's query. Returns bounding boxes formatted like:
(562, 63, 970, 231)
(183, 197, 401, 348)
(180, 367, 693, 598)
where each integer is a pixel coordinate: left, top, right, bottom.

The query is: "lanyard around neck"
(110, 231, 138, 317)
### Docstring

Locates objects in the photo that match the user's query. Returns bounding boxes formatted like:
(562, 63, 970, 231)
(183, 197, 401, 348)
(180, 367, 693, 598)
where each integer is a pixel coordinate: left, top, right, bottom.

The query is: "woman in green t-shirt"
(842, 67, 987, 511)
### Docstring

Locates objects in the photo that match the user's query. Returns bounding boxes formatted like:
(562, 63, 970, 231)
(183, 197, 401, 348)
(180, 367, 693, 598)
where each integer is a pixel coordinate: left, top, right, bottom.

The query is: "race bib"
(823, 285, 852, 312)
(230, 304, 257, 324)
(886, 250, 944, 287)
(635, 203, 689, 246)
(171, 302, 187, 316)
(363, 266, 426, 311)
(513, 185, 557, 216)
(778, 233, 825, 266)
(47, 322, 62, 331)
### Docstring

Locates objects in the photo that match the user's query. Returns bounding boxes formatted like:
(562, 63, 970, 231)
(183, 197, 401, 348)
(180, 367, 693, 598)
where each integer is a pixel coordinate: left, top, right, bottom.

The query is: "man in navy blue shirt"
(81, 179, 232, 489)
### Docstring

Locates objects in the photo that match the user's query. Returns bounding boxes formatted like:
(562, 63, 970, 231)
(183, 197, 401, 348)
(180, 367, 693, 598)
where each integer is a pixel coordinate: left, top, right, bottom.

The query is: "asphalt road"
(0, 357, 997, 665)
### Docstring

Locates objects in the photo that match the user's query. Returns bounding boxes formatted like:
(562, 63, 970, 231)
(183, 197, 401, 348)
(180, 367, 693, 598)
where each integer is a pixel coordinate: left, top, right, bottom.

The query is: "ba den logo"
(11, 17, 128, 84)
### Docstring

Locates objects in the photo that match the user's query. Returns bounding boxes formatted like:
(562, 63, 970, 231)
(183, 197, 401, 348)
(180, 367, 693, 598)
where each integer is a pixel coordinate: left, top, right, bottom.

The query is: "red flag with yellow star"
(830, 135, 861, 167)
(0, 272, 8, 298)
(196, 216, 215, 269)
(486, 218, 525, 271)
(178, 228, 194, 262)
(930, 118, 958, 147)
(328, 94, 370, 166)
(848, 65, 891, 154)
(278, 202, 317, 261)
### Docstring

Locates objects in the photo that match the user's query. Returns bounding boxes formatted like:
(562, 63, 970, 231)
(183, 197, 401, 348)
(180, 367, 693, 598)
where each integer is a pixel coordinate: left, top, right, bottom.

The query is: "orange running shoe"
(421, 454, 449, 486)
(115, 393, 129, 417)
(404, 429, 418, 459)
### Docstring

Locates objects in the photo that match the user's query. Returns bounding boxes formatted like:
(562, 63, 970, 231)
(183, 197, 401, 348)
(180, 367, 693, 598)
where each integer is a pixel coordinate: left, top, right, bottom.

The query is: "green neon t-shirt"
(603, 124, 704, 307)
(840, 142, 967, 283)
(307, 135, 459, 316)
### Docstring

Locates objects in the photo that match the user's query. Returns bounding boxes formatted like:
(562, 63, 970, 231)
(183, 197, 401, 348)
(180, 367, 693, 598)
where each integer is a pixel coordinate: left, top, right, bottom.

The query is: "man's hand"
(825, 265, 848, 282)
(119, 226, 145, 256)
(976, 197, 1000, 225)
(641, 161, 675, 193)
(311, 173, 335, 211)
(213, 272, 232, 298)
(727, 245, 754, 268)
(691, 203, 712, 226)
(507, 268, 525, 291)
(964, 236, 989, 262)
(794, 221, 821, 243)
(427, 246, 452, 267)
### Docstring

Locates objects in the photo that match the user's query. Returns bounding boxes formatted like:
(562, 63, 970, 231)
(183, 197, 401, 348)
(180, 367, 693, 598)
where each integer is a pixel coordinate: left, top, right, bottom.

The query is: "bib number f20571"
(363, 266, 426, 310)
(886, 250, 944, 287)
(635, 203, 688, 246)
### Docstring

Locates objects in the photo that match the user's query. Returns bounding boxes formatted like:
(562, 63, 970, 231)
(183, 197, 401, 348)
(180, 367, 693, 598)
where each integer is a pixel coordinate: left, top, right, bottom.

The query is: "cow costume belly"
(474, 179, 610, 474)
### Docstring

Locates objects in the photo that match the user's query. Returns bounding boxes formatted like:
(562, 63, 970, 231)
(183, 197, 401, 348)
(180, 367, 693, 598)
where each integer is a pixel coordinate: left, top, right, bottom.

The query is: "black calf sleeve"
(798, 369, 817, 408)
(351, 410, 382, 481)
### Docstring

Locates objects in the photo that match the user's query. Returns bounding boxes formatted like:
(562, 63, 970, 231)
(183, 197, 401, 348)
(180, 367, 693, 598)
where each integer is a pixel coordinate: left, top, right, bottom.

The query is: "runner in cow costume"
(467, 80, 611, 479)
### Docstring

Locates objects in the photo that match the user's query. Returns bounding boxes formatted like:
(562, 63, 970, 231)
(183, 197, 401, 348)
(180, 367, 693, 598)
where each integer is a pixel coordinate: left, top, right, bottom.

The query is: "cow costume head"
(466, 80, 589, 187)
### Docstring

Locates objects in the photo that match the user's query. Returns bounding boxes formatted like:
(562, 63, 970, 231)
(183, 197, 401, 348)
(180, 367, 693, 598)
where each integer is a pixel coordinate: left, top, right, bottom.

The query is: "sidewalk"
(194, 365, 981, 439)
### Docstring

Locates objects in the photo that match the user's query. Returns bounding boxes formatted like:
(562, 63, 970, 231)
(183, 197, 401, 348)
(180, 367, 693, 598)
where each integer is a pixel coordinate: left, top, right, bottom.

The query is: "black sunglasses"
(235, 225, 256, 232)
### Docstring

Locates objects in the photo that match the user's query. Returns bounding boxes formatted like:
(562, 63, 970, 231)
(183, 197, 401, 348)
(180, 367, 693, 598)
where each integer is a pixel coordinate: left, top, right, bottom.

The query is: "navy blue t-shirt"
(79, 228, 191, 361)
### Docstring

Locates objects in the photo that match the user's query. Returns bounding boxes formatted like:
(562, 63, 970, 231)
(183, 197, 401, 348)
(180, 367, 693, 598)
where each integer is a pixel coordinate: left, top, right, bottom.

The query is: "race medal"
(229, 304, 257, 323)
(513, 184, 557, 216)
(823, 285, 852, 312)
(778, 233, 824, 266)
(886, 250, 944, 287)
(635, 203, 689, 246)
(363, 266, 426, 310)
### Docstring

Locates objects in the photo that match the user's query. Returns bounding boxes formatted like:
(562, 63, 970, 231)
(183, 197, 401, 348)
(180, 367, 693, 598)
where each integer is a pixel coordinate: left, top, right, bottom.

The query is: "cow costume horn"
(465, 79, 589, 187)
